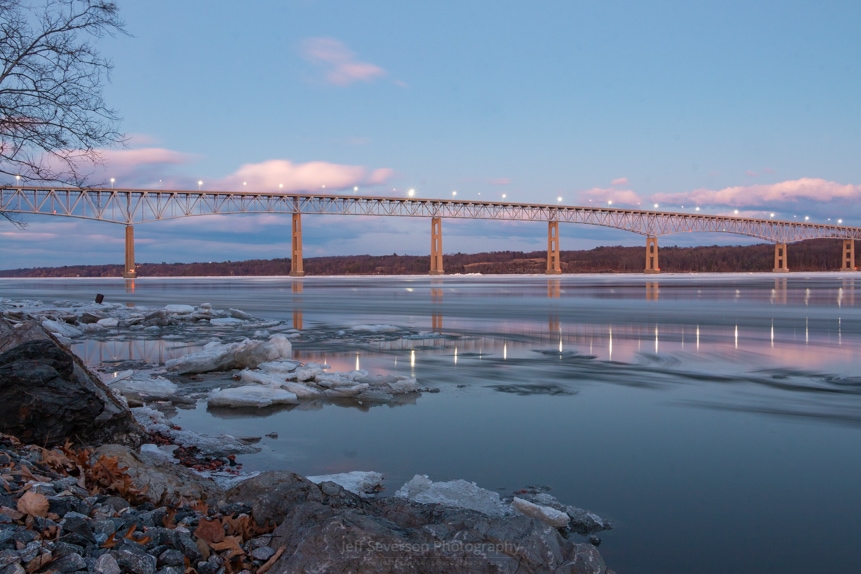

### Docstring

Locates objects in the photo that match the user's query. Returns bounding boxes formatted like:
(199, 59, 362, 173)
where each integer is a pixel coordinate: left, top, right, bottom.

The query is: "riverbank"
(0, 297, 614, 573)
(0, 237, 851, 277)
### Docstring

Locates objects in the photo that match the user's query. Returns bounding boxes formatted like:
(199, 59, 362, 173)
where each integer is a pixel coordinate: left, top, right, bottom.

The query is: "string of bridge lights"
(6, 175, 847, 225)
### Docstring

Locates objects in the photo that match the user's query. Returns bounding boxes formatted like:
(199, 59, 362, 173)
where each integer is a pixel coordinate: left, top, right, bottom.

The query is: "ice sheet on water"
(306, 471, 384, 496)
(208, 386, 299, 408)
(258, 360, 301, 374)
(351, 324, 401, 333)
(163, 304, 195, 314)
(41, 319, 83, 338)
(133, 407, 254, 454)
(133, 407, 260, 455)
(210, 317, 245, 327)
(395, 474, 512, 517)
(107, 374, 179, 400)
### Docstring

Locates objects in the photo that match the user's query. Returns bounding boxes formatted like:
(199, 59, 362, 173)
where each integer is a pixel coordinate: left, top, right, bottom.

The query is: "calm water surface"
(2, 273, 860, 573)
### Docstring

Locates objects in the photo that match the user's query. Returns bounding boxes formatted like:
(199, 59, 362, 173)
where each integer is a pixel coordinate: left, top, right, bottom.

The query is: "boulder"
(93, 444, 220, 506)
(221, 472, 612, 574)
(0, 320, 145, 448)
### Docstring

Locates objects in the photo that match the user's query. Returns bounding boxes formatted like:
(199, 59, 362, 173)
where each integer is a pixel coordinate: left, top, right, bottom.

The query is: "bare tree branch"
(0, 0, 126, 195)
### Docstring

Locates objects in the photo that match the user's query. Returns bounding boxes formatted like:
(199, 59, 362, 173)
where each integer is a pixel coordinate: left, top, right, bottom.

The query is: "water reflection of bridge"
(3, 186, 860, 277)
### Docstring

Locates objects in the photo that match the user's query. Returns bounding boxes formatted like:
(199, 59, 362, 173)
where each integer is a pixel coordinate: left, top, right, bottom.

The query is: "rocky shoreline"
(0, 298, 615, 573)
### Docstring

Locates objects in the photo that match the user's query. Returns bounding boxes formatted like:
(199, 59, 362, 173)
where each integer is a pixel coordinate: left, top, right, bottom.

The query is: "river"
(1, 273, 859, 573)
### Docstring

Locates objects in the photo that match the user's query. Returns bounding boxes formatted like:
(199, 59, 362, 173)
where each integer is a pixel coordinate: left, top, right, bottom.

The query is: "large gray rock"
(0, 320, 145, 448)
(93, 444, 220, 506)
(221, 471, 612, 574)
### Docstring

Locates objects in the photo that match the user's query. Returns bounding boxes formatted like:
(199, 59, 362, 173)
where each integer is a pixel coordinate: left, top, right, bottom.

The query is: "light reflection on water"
(2, 273, 861, 574)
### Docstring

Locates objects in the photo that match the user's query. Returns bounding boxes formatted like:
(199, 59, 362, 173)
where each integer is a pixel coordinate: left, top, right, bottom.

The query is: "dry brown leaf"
(209, 535, 245, 558)
(16, 463, 44, 483)
(194, 518, 225, 544)
(101, 532, 118, 548)
(39, 447, 73, 471)
(162, 507, 177, 528)
(0, 505, 24, 520)
(17, 490, 49, 517)
(24, 551, 52, 574)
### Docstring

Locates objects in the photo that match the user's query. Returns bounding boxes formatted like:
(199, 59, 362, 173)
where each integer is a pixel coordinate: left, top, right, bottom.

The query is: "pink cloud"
(216, 159, 394, 193)
(489, 178, 510, 186)
(652, 178, 861, 207)
(578, 186, 643, 206)
(302, 37, 386, 86)
(611, 177, 628, 186)
(745, 170, 759, 177)
(87, 147, 197, 188)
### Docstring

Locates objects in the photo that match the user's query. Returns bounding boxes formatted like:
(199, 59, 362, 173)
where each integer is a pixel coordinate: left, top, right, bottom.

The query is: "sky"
(2, 0, 860, 269)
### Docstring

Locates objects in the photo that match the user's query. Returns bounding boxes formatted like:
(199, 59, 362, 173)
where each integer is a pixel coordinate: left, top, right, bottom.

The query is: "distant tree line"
(0, 239, 852, 278)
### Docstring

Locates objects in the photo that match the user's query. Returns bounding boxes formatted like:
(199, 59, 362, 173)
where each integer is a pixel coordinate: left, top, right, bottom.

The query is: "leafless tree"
(0, 0, 126, 193)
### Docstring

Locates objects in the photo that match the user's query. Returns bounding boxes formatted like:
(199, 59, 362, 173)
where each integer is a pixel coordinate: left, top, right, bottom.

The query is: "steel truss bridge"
(2, 186, 859, 276)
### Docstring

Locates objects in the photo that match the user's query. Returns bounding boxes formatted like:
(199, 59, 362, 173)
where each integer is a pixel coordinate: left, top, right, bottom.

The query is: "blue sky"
(2, 0, 860, 269)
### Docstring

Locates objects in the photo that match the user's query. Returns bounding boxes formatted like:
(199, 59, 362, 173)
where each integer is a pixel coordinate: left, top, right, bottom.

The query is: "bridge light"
(804, 216, 809, 221)
(734, 209, 739, 215)
(838, 219, 843, 224)
(353, 186, 358, 192)
(608, 200, 613, 206)
(280, 184, 284, 191)
(110, 178, 115, 188)
(408, 188, 416, 197)
(15, 175, 20, 186)
(452, 191, 457, 197)
(770, 213, 775, 218)
(654, 203, 659, 209)
(502, 193, 506, 199)
(695, 206, 700, 212)
(557, 196, 563, 202)
(197, 180, 203, 191)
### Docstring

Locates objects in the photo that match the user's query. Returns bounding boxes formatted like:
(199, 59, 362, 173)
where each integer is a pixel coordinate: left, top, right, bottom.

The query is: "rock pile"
(0, 433, 282, 574)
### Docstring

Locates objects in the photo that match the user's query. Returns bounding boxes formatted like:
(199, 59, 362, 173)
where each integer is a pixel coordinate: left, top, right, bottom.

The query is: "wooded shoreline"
(0, 238, 852, 277)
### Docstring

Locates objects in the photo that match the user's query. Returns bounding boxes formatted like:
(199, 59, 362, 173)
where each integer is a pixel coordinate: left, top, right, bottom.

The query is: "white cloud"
(301, 37, 386, 86)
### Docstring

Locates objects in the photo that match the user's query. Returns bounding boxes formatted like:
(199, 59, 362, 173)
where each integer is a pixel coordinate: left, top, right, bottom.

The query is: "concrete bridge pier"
(122, 225, 137, 279)
(546, 221, 561, 274)
(645, 236, 660, 274)
(290, 212, 304, 277)
(842, 239, 856, 270)
(430, 217, 444, 275)
(773, 243, 789, 272)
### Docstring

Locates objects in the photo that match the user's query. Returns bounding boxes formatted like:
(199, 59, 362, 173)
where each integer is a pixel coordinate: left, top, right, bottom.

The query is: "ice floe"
(512, 496, 570, 528)
(205, 360, 420, 408)
(207, 386, 299, 408)
(105, 372, 179, 401)
(306, 471, 384, 496)
(395, 474, 512, 517)
(164, 335, 292, 374)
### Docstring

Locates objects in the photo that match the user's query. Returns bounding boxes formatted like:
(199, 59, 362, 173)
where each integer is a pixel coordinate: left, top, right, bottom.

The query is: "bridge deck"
(1, 186, 859, 243)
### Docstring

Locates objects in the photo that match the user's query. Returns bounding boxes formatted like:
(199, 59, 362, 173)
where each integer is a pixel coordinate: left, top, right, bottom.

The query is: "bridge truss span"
(2, 186, 860, 244)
